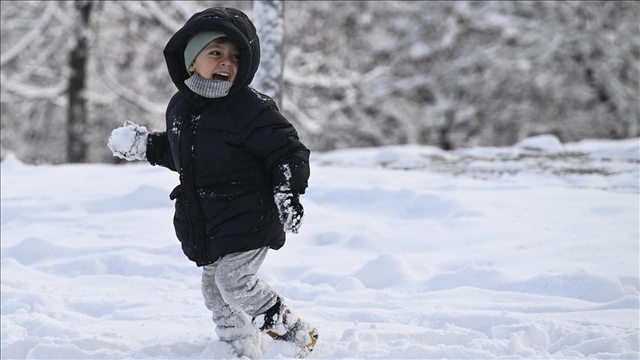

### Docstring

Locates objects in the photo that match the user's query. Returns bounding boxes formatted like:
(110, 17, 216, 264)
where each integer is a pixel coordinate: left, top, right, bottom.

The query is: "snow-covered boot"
(269, 318, 319, 358)
(253, 298, 318, 357)
(215, 323, 263, 359)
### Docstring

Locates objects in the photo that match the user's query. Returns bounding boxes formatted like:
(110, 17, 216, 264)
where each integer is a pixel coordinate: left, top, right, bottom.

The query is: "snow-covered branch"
(170, 1, 201, 22)
(0, 72, 67, 100)
(0, 1, 56, 66)
(142, 0, 183, 33)
(93, 63, 166, 115)
(253, 0, 285, 105)
(1, 1, 637, 163)
(282, 94, 320, 134)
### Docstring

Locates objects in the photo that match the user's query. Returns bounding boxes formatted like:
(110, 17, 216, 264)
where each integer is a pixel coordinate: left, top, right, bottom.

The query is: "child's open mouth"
(212, 72, 230, 81)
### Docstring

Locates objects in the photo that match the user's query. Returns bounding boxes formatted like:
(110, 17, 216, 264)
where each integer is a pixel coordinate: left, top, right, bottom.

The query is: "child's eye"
(232, 54, 240, 61)
(209, 51, 221, 56)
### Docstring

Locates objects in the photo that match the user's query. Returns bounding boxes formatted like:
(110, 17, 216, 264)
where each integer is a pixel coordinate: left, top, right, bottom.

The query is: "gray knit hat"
(184, 31, 226, 72)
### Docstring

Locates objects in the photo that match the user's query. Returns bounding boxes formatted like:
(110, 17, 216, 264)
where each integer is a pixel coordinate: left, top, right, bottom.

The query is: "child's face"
(189, 39, 239, 82)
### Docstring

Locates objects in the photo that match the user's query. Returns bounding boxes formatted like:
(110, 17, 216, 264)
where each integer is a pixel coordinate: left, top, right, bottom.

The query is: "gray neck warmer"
(184, 74, 233, 98)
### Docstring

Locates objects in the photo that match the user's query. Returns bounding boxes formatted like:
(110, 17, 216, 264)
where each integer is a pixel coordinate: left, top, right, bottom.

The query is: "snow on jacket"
(146, 7, 310, 266)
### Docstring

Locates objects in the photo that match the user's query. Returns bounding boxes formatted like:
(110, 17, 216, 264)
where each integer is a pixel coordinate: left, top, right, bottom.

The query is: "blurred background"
(1, 0, 638, 164)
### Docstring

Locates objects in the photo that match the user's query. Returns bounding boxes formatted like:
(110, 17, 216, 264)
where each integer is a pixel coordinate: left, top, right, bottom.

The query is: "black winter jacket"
(146, 7, 310, 266)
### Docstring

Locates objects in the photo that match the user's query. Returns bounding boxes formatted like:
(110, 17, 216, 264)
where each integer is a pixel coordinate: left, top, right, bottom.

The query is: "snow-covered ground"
(1, 135, 639, 359)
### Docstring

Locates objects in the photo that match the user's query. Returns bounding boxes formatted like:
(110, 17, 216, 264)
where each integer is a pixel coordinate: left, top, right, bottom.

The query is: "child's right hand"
(107, 121, 149, 161)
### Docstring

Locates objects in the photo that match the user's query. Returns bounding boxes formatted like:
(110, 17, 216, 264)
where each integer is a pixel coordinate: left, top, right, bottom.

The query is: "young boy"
(107, 7, 317, 358)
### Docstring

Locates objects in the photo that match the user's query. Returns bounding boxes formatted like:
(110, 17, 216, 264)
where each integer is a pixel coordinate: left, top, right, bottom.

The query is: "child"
(107, 6, 317, 358)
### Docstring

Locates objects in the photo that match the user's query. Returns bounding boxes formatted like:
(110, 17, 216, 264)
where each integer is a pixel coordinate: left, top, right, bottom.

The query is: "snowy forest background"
(1, 0, 639, 164)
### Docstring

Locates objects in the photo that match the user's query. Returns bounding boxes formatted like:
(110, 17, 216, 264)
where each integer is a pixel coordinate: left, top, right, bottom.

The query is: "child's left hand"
(274, 191, 304, 233)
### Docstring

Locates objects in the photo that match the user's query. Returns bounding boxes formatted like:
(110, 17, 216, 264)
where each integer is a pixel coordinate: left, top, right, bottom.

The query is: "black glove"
(274, 191, 304, 233)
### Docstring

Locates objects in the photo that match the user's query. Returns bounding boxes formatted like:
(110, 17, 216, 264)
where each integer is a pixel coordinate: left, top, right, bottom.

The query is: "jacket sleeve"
(145, 93, 180, 172)
(146, 131, 177, 171)
(239, 108, 310, 194)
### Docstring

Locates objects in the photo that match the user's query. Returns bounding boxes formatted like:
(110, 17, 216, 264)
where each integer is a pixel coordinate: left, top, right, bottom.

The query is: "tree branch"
(0, 1, 56, 66)
(282, 94, 320, 134)
(142, 0, 183, 33)
(0, 71, 67, 100)
(92, 2, 166, 116)
(93, 60, 167, 115)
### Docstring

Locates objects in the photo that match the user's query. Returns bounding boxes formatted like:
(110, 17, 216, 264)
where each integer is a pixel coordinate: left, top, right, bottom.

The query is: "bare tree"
(1, 1, 638, 163)
(1, 1, 70, 163)
(252, 0, 285, 106)
(67, 0, 93, 163)
(1, 0, 249, 164)
(281, 1, 640, 151)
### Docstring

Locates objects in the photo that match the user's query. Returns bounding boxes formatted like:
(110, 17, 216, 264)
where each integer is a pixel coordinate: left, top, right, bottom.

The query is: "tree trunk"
(252, 0, 285, 106)
(67, 0, 93, 163)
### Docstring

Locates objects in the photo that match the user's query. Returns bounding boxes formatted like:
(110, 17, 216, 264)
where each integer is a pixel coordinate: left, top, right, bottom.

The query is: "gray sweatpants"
(201, 247, 279, 341)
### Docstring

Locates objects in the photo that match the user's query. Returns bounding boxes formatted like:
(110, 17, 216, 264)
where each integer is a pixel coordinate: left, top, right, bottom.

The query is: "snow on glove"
(107, 121, 149, 161)
(274, 191, 304, 233)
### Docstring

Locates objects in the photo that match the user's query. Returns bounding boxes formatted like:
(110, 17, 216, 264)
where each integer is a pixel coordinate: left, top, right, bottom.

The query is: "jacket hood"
(164, 7, 260, 99)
